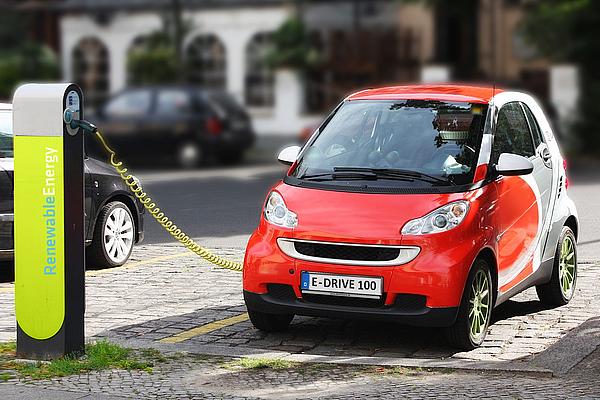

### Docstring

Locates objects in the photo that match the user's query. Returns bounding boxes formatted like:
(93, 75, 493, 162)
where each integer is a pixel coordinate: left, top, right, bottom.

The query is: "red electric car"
(243, 85, 579, 349)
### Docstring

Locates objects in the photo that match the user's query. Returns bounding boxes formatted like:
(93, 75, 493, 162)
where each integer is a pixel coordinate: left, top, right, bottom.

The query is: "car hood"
(277, 181, 471, 244)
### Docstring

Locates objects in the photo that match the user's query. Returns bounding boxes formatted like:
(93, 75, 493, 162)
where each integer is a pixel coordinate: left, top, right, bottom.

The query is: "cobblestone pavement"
(1, 242, 599, 365)
(2, 348, 600, 399)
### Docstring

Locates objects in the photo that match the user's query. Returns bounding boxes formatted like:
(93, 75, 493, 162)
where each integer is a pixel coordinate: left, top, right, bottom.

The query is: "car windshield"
(292, 100, 488, 187)
(0, 110, 13, 158)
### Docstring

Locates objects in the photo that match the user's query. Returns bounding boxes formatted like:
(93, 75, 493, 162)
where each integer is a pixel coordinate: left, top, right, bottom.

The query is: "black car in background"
(0, 104, 144, 268)
(91, 87, 255, 168)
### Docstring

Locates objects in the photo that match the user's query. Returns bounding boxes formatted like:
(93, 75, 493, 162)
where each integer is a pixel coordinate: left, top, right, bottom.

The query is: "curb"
(101, 335, 554, 378)
(529, 316, 600, 376)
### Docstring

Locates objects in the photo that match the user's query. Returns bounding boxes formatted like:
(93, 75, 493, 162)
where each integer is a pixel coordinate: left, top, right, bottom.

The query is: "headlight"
(401, 200, 469, 235)
(264, 192, 298, 228)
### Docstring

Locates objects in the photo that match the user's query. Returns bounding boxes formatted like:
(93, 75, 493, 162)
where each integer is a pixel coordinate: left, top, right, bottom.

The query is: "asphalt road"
(137, 163, 287, 247)
(135, 159, 600, 262)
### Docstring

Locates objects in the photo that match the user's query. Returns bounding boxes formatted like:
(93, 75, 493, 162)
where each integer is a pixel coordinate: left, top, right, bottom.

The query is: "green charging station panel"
(13, 84, 85, 359)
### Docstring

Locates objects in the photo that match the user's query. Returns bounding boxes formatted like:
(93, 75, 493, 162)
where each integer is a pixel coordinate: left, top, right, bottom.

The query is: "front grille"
(302, 293, 386, 308)
(294, 242, 399, 262)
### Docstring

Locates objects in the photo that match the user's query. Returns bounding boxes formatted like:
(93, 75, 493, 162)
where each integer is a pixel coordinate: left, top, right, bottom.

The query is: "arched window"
(72, 37, 109, 110)
(185, 34, 226, 90)
(245, 32, 274, 107)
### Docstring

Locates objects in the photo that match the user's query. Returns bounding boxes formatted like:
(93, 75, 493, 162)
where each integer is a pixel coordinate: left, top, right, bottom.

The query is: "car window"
(491, 102, 535, 164)
(521, 103, 545, 148)
(292, 100, 488, 187)
(0, 110, 13, 158)
(156, 90, 192, 115)
(104, 90, 152, 118)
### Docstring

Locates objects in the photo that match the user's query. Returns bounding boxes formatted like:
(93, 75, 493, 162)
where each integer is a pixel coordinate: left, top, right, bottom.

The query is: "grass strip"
(0, 340, 154, 380)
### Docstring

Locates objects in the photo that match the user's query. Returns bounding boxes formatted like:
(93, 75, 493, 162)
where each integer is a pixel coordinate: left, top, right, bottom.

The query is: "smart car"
(0, 104, 145, 268)
(243, 85, 579, 349)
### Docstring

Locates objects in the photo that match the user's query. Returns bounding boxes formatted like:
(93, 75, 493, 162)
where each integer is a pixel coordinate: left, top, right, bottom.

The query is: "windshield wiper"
(300, 171, 379, 181)
(333, 167, 455, 186)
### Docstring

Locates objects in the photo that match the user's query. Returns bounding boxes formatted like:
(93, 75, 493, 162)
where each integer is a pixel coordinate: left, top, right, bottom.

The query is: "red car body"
(243, 85, 578, 348)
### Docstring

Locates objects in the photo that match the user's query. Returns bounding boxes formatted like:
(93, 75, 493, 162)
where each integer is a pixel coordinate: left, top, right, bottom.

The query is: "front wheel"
(248, 310, 294, 332)
(445, 259, 493, 350)
(536, 226, 577, 306)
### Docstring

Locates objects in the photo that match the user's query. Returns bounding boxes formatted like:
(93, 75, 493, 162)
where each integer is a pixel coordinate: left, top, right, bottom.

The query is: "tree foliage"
(127, 32, 178, 85)
(0, 10, 59, 99)
(522, 0, 600, 153)
(265, 17, 320, 71)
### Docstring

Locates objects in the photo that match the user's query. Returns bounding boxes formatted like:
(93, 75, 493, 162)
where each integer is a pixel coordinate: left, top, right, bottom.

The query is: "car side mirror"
(494, 153, 534, 176)
(277, 145, 301, 166)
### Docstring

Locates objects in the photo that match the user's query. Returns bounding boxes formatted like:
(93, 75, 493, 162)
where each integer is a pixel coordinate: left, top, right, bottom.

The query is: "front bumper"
(244, 289, 458, 327)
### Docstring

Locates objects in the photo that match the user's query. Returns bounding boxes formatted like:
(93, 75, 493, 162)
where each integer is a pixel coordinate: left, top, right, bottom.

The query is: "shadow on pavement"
(101, 297, 563, 361)
(491, 299, 559, 324)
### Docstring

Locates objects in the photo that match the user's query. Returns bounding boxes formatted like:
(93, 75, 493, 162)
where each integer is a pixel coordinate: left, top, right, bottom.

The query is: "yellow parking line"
(0, 251, 193, 290)
(86, 251, 192, 276)
(160, 313, 249, 344)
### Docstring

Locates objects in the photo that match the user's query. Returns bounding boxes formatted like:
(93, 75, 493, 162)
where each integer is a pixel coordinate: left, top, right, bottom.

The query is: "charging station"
(13, 83, 85, 359)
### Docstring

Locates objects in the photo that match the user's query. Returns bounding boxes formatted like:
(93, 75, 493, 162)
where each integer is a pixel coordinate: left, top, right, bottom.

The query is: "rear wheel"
(177, 142, 203, 169)
(87, 201, 135, 268)
(445, 259, 493, 350)
(248, 310, 294, 332)
(536, 226, 577, 306)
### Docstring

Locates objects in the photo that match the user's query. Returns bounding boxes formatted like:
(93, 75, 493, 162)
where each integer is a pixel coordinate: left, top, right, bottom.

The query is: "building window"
(245, 32, 274, 107)
(186, 34, 227, 90)
(72, 37, 109, 110)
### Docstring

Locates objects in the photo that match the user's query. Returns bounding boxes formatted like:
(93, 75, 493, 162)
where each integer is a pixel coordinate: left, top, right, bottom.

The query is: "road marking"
(0, 248, 224, 290)
(160, 313, 249, 344)
(86, 251, 192, 276)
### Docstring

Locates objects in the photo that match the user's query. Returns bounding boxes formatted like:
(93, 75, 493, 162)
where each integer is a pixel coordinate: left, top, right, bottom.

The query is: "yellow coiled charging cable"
(94, 130, 243, 272)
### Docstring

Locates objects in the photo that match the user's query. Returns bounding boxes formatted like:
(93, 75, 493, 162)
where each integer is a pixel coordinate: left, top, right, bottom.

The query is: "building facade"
(25, 0, 577, 136)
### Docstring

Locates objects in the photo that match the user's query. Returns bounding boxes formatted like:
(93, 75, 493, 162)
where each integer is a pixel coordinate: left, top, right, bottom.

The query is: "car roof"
(347, 84, 503, 104)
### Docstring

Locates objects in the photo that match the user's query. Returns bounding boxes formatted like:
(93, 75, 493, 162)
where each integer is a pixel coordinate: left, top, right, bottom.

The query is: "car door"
(143, 89, 198, 141)
(491, 102, 540, 292)
(0, 110, 13, 251)
(521, 103, 554, 237)
(100, 89, 153, 138)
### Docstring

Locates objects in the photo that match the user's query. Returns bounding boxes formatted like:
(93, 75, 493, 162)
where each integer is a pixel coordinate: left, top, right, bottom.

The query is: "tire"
(177, 142, 203, 169)
(445, 259, 493, 350)
(536, 226, 577, 306)
(248, 310, 294, 332)
(87, 201, 135, 268)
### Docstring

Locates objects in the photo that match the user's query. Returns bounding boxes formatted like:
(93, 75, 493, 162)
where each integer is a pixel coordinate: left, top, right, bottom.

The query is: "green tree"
(266, 17, 320, 71)
(522, 0, 600, 153)
(127, 32, 178, 85)
(126, 0, 192, 85)
(0, 8, 59, 99)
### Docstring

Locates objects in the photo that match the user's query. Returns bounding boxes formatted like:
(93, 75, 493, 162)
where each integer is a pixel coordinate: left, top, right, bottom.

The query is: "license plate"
(300, 272, 382, 299)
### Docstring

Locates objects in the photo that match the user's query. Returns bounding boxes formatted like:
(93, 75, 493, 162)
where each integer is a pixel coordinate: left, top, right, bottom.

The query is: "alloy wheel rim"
(180, 143, 201, 168)
(559, 235, 576, 299)
(104, 207, 134, 263)
(468, 269, 491, 342)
